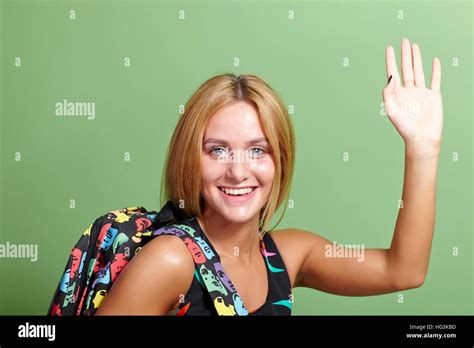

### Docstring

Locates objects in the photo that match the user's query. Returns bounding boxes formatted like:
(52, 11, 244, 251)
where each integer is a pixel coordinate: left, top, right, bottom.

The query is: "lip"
(217, 186, 258, 203)
(218, 186, 258, 189)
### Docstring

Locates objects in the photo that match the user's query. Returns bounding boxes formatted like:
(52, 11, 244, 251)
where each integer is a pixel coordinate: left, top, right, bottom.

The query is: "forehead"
(204, 101, 264, 139)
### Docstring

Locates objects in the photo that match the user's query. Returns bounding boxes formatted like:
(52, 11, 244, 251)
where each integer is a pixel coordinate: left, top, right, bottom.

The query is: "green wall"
(0, 0, 472, 315)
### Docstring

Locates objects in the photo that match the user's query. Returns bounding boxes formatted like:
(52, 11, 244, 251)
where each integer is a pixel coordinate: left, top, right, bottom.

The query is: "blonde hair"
(160, 73, 295, 234)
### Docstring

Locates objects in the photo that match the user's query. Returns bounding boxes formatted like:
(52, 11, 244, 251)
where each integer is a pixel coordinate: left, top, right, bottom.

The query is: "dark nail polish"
(387, 75, 393, 85)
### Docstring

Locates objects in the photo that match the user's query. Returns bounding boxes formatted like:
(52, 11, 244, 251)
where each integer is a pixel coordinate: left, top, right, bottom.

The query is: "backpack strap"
(152, 217, 249, 316)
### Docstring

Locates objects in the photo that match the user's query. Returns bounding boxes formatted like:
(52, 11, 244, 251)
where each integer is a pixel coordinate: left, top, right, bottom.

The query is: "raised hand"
(382, 38, 443, 150)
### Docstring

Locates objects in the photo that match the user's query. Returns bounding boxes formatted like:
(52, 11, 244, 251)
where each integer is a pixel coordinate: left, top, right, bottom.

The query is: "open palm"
(382, 38, 443, 147)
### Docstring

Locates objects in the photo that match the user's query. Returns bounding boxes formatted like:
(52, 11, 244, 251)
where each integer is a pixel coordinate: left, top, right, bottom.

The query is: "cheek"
(253, 157, 275, 185)
(201, 157, 223, 185)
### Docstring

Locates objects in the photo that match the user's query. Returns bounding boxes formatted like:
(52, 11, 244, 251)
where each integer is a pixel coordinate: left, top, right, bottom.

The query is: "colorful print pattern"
(47, 201, 292, 316)
(171, 217, 293, 316)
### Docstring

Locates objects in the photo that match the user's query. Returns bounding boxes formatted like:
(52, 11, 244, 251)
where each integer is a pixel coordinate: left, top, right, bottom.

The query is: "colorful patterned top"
(47, 201, 293, 316)
(167, 217, 293, 316)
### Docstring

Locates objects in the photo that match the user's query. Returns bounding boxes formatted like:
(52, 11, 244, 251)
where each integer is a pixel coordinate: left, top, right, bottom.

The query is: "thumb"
(385, 74, 396, 93)
(382, 75, 397, 116)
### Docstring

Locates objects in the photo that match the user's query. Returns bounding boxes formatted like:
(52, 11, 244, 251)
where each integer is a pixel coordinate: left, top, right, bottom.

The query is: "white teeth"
(219, 187, 255, 196)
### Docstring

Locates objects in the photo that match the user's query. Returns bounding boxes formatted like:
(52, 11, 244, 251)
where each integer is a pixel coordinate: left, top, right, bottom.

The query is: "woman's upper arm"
(271, 229, 400, 296)
(95, 235, 195, 315)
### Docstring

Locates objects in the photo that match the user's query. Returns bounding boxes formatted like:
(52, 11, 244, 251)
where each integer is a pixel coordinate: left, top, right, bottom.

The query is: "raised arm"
(273, 38, 443, 296)
(381, 37, 442, 291)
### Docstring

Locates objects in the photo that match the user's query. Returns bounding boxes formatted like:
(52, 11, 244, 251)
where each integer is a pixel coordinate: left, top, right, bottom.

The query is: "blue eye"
(247, 147, 265, 158)
(209, 146, 229, 157)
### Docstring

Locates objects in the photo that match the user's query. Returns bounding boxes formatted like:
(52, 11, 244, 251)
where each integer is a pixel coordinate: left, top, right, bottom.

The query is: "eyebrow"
(203, 137, 269, 146)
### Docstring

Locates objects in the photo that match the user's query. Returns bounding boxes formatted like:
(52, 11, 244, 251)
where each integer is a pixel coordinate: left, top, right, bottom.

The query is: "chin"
(212, 202, 261, 225)
(218, 210, 259, 225)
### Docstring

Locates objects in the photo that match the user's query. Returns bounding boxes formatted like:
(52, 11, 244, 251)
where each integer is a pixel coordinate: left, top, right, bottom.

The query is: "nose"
(226, 150, 250, 182)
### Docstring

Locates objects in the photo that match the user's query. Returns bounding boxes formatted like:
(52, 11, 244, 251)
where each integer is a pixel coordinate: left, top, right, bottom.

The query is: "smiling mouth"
(218, 186, 257, 196)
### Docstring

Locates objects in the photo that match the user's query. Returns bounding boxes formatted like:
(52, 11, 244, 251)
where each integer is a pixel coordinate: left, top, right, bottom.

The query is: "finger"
(401, 38, 415, 87)
(411, 43, 426, 88)
(385, 46, 401, 86)
(430, 57, 442, 92)
(382, 61, 397, 113)
(382, 78, 396, 116)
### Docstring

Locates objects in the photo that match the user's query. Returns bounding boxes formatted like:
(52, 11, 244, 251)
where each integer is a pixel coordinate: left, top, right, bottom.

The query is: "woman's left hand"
(382, 38, 443, 151)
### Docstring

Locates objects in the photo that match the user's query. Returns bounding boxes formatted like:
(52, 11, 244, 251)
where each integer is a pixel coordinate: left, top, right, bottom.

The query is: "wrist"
(404, 140, 441, 159)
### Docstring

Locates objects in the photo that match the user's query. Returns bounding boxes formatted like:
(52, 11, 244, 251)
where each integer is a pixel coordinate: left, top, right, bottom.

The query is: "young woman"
(93, 38, 443, 315)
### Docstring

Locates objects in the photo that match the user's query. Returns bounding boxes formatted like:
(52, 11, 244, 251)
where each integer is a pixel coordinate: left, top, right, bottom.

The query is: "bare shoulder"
(140, 235, 196, 271)
(268, 228, 327, 288)
(96, 235, 195, 315)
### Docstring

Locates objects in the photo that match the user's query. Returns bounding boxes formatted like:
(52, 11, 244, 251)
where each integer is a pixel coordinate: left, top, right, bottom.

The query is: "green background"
(0, 0, 472, 315)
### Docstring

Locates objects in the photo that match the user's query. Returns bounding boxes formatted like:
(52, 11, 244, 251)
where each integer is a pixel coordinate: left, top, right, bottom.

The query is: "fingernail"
(387, 75, 393, 85)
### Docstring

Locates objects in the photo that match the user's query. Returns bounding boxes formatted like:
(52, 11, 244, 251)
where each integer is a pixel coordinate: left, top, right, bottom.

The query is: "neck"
(197, 208, 262, 265)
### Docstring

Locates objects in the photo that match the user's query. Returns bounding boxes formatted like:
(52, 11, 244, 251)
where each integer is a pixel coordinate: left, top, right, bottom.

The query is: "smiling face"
(200, 101, 275, 225)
